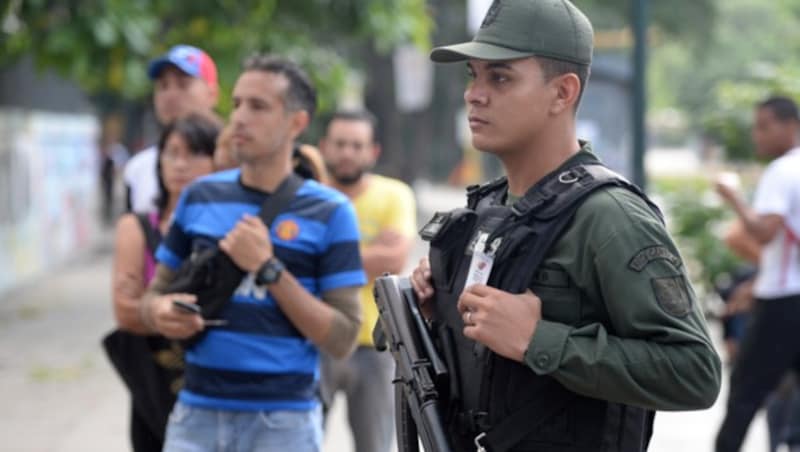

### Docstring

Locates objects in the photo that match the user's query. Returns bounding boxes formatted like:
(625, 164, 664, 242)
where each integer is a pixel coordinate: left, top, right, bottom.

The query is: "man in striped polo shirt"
(141, 55, 366, 452)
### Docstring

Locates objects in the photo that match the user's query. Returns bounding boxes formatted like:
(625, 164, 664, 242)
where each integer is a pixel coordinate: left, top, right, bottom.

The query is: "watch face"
(263, 268, 278, 282)
(257, 258, 283, 285)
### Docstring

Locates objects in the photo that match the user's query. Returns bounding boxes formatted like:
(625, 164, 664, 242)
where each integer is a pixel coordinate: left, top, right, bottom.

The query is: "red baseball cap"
(148, 45, 218, 87)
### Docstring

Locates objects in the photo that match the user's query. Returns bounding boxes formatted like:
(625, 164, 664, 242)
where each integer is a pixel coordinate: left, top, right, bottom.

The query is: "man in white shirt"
(124, 44, 219, 213)
(716, 96, 800, 452)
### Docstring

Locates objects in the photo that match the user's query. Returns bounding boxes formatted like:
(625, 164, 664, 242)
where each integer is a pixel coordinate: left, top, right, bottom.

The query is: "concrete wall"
(0, 58, 100, 295)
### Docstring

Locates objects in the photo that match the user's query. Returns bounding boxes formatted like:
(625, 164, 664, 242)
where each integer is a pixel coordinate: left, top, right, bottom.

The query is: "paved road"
(0, 184, 770, 451)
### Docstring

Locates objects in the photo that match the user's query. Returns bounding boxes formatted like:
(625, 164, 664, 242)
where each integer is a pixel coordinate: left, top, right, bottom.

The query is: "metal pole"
(632, 0, 648, 189)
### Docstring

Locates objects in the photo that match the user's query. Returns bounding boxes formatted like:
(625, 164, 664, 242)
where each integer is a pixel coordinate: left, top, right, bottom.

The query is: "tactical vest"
(421, 162, 662, 452)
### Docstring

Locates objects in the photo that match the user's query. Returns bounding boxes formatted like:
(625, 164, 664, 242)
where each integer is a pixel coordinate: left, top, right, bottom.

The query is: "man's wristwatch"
(255, 257, 285, 286)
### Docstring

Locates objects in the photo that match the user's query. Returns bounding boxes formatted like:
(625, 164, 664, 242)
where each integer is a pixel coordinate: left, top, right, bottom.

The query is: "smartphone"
(172, 300, 202, 315)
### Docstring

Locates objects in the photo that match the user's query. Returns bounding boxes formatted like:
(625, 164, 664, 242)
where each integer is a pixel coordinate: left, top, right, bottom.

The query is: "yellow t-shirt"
(353, 174, 417, 346)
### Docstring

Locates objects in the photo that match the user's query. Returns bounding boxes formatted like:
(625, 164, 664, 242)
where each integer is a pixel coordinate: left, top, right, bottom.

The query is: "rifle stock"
(373, 275, 452, 452)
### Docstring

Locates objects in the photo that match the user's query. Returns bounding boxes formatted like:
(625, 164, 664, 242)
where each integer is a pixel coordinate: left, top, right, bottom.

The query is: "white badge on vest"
(465, 232, 498, 289)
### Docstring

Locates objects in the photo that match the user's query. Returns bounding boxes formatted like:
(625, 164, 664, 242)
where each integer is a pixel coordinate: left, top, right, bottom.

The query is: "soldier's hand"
(457, 285, 541, 362)
(219, 214, 273, 272)
(410, 257, 435, 319)
(150, 293, 204, 339)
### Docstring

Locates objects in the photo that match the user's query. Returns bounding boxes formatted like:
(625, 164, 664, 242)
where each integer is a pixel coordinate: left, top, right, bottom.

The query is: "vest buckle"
(558, 170, 580, 184)
(474, 432, 488, 452)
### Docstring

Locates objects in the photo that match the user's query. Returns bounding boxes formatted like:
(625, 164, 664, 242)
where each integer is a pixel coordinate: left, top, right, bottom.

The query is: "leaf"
(92, 17, 117, 47)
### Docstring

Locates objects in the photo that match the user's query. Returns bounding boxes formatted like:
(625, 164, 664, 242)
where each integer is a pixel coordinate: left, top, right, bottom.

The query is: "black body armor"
(421, 162, 662, 452)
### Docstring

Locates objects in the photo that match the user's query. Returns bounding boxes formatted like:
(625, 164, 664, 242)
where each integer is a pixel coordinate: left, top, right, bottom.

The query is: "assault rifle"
(372, 275, 452, 452)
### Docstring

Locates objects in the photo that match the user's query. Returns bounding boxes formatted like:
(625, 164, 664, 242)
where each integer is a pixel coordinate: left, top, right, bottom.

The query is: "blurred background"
(0, 0, 795, 450)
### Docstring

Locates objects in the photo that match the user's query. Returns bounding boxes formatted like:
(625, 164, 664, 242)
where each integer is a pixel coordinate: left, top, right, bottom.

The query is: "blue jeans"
(163, 401, 322, 452)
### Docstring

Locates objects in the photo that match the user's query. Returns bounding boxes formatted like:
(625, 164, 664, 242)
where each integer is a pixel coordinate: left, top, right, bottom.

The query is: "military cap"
(430, 0, 594, 65)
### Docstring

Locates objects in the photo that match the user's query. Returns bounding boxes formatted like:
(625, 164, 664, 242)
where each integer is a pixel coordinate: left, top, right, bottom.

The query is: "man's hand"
(149, 293, 204, 339)
(457, 285, 542, 362)
(219, 214, 273, 272)
(725, 279, 756, 316)
(410, 257, 435, 319)
(715, 178, 741, 207)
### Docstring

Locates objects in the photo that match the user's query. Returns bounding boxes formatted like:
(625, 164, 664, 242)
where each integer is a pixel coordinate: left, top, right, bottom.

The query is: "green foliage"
(1, 0, 432, 113)
(649, 0, 800, 159)
(577, 0, 717, 42)
(701, 66, 800, 161)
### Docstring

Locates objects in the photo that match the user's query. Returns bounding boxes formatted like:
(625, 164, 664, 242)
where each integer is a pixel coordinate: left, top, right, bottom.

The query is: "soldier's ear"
(550, 73, 581, 115)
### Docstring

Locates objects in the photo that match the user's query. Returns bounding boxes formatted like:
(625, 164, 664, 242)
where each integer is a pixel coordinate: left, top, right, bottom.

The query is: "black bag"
(164, 173, 304, 347)
(102, 213, 179, 449)
(102, 332, 182, 447)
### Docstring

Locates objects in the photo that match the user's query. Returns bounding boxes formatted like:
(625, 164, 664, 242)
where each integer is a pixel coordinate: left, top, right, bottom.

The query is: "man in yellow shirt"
(319, 110, 417, 452)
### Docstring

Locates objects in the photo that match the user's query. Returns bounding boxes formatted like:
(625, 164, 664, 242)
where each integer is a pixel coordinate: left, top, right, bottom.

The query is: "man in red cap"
(124, 44, 219, 214)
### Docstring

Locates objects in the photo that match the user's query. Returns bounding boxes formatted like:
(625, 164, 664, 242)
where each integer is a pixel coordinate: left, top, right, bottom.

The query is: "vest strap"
(474, 390, 572, 452)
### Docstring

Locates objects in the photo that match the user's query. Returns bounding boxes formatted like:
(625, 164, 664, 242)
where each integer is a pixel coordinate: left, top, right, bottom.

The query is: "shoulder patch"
(481, 0, 503, 28)
(628, 246, 681, 272)
(651, 275, 692, 318)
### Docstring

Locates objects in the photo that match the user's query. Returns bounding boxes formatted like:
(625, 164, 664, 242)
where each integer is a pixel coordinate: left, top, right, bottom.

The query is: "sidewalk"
(0, 184, 770, 451)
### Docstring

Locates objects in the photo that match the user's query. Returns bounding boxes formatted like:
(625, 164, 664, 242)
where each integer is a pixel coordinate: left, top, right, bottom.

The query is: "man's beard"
(327, 164, 365, 186)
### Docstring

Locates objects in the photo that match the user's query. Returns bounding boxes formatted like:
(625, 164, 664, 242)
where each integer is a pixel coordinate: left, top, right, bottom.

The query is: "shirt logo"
(275, 219, 300, 241)
(481, 0, 503, 29)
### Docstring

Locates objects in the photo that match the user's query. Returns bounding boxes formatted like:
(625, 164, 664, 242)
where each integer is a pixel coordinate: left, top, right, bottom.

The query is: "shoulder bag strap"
(258, 173, 305, 227)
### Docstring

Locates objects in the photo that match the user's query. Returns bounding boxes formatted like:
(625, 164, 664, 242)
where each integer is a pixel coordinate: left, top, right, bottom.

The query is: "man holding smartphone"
(139, 55, 365, 452)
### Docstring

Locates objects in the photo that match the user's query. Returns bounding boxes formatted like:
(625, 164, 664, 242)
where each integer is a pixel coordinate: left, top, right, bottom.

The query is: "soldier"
(409, 1, 722, 451)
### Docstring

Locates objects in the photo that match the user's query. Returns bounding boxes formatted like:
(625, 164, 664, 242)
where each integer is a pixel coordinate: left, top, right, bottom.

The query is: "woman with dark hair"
(109, 113, 220, 452)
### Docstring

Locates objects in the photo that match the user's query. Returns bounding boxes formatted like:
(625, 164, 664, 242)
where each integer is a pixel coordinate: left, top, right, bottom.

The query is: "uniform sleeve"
(154, 190, 193, 271)
(318, 202, 367, 292)
(753, 161, 792, 216)
(524, 217, 722, 411)
(385, 183, 417, 238)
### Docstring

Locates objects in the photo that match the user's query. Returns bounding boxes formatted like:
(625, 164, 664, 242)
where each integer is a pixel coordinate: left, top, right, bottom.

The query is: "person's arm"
(524, 218, 722, 411)
(725, 277, 756, 316)
(269, 273, 362, 358)
(363, 232, 414, 280)
(361, 183, 417, 280)
(112, 214, 149, 333)
(723, 219, 761, 264)
(140, 264, 204, 339)
(138, 189, 205, 339)
(716, 182, 783, 244)
(219, 210, 365, 358)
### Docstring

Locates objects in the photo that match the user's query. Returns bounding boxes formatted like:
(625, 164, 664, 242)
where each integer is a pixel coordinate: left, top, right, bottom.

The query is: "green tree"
(648, 0, 800, 159)
(1, 0, 431, 113)
(578, 0, 716, 42)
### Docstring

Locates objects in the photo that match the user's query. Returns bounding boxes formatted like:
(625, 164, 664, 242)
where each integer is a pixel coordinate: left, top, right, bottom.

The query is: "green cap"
(430, 0, 594, 65)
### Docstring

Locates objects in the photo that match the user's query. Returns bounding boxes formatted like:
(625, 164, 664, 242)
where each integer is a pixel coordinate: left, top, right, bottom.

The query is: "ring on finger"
(466, 310, 473, 325)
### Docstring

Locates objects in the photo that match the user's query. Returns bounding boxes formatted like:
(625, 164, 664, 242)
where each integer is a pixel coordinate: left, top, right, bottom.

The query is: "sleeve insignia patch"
(651, 275, 692, 318)
(628, 246, 682, 272)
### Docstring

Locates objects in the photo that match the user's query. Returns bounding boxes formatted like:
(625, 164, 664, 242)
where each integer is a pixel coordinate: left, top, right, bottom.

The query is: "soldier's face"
(464, 58, 557, 155)
(320, 119, 378, 186)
